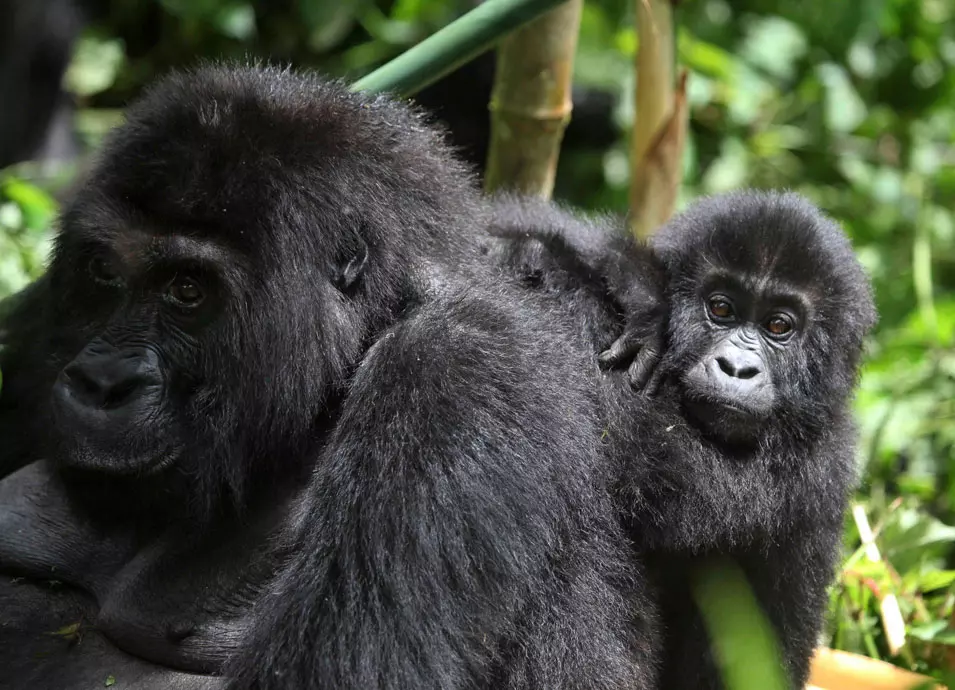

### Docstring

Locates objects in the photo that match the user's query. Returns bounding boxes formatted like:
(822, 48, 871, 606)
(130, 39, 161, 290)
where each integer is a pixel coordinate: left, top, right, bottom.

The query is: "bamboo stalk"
(629, 0, 687, 239)
(352, 0, 571, 98)
(483, 0, 583, 198)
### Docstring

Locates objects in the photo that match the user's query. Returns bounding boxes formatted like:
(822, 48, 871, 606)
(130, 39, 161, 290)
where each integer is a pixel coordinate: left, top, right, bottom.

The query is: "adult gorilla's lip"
(56, 441, 178, 476)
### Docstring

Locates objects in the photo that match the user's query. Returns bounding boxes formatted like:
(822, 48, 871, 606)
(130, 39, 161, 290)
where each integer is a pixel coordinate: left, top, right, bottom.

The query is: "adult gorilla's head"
(42, 64, 478, 512)
(652, 191, 876, 445)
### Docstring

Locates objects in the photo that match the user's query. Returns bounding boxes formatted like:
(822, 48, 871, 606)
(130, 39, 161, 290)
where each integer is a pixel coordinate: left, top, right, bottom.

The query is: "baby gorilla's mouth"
(682, 396, 764, 444)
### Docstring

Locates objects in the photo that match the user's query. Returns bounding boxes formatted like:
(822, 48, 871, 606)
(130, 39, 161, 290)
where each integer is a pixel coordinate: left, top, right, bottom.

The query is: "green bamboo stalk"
(691, 558, 789, 690)
(484, 0, 583, 198)
(351, 0, 569, 97)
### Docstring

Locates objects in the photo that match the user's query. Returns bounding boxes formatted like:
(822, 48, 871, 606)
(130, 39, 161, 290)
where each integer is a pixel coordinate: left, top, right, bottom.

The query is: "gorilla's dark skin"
(488, 191, 876, 689)
(0, 66, 655, 689)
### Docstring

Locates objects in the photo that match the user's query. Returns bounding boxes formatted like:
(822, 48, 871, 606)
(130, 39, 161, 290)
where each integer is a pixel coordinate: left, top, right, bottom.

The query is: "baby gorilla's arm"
(485, 195, 669, 392)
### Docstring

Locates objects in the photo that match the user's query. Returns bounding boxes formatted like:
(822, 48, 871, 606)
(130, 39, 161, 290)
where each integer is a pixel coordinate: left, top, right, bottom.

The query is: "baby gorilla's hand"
(598, 314, 665, 393)
(599, 244, 667, 394)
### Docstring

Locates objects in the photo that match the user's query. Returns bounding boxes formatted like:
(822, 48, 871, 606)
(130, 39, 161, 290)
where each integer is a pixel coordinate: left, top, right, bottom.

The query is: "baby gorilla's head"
(653, 191, 876, 444)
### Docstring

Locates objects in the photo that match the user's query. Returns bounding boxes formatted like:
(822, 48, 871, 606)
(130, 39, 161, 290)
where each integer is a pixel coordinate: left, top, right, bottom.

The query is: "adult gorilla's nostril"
(62, 363, 103, 402)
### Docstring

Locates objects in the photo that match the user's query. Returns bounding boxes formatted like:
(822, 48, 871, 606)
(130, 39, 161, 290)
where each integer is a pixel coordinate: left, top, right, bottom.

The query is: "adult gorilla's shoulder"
(0, 64, 656, 689)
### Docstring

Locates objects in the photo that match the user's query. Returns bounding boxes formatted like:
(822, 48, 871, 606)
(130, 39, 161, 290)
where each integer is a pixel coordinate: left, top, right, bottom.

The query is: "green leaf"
(215, 5, 256, 40)
(739, 17, 808, 81)
(692, 559, 788, 690)
(914, 569, 955, 592)
(63, 34, 125, 98)
(1, 179, 56, 232)
(816, 63, 867, 133)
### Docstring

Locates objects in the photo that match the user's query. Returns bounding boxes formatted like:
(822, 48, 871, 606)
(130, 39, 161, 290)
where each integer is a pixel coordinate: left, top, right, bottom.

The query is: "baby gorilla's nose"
(714, 349, 762, 381)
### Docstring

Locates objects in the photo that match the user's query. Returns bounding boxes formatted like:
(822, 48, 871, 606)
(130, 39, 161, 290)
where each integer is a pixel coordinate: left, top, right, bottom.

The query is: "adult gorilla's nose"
(54, 345, 162, 414)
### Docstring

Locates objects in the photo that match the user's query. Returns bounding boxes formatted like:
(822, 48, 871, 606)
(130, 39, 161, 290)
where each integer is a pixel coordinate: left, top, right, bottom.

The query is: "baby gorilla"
(487, 190, 876, 689)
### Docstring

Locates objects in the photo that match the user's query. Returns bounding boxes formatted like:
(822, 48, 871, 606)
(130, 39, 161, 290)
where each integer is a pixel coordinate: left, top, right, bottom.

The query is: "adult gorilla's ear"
(332, 235, 369, 293)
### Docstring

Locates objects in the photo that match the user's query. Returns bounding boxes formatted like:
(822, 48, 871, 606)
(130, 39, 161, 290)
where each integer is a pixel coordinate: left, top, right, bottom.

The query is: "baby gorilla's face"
(670, 268, 808, 444)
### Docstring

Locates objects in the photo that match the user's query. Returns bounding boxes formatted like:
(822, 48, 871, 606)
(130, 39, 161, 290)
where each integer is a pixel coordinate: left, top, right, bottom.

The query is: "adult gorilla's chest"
(0, 460, 294, 688)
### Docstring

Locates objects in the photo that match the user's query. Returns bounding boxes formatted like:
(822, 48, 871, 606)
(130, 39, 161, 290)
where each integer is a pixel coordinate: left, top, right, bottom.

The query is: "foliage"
(1, 0, 954, 682)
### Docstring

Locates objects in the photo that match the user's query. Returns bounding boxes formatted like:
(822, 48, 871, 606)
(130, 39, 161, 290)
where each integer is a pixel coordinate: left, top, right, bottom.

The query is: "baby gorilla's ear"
(332, 236, 369, 293)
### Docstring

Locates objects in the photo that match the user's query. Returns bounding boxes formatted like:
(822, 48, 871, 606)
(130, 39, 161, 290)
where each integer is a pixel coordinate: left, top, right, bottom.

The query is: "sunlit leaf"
(63, 34, 125, 98)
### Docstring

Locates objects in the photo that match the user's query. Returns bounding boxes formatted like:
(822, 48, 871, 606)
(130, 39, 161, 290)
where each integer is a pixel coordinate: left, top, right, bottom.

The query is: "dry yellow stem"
(808, 648, 942, 690)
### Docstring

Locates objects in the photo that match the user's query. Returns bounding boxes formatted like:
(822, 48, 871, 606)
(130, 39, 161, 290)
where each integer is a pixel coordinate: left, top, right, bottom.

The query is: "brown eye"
(764, 314, 793, 337)
(707, 296, 734, 320)
(88, 255, 122, 285)
(167, 277, 204, 307)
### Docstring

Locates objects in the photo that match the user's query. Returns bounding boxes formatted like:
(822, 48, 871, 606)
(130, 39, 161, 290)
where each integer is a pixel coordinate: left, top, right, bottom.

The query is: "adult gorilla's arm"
(0, 461, 135, 589)
(228, 289, 648, 690)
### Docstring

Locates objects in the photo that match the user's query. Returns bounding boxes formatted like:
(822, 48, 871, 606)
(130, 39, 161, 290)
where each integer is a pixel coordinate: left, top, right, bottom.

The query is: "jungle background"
(1, 0, 954, 684)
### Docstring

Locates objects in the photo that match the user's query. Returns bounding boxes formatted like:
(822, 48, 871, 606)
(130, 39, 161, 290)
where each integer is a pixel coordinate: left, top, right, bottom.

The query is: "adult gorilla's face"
(47, 221, 229, 475)
(31, 66, 473, 514)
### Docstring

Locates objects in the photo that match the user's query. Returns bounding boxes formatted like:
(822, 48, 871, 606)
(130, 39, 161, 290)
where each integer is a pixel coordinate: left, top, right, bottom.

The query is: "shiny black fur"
(488, 191, 876, 689)
(0, 65, 654, 689)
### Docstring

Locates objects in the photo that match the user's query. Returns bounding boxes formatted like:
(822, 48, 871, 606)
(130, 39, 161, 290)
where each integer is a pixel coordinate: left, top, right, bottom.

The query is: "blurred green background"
(1, 0, 953, 682)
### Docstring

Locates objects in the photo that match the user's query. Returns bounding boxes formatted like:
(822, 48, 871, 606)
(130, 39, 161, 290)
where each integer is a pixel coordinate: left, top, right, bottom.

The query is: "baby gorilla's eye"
(707, 296, 734, 320)
(764, 314, 794, 337)
(167, 277, 205, 307)
(89, 255, 122, 285)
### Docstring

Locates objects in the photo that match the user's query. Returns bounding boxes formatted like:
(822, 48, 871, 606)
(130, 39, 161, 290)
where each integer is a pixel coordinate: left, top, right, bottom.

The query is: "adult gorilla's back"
(0, 65, 654, 689)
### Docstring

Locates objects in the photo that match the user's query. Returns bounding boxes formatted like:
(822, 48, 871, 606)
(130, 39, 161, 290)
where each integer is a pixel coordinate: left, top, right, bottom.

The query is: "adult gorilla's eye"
(764, 314, 794, 337)
(707, 296, 734, 321)
(89, 255, 122, 285)
(167, 277, 205, 307)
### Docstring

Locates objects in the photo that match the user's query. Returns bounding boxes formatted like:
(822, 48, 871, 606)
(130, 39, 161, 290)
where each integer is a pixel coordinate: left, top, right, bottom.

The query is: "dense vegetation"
(1, 0, 953, 683)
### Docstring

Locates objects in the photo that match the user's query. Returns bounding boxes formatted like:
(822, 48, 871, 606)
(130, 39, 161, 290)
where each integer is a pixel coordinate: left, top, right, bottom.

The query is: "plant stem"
(352, 0, 571, 98)
(483, 0, 583, 198)
(629, 0, 687, 239)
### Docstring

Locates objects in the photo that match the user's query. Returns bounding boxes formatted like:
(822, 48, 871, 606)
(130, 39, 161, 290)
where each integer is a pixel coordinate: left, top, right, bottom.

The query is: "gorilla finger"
(627, 347, 660, 391)
(642, 365, 667, 397)
(598, 333, 641, 370)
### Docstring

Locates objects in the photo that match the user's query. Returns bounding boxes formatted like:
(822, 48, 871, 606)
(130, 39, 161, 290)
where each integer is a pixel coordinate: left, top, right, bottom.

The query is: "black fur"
(0, 64, 655, 689)
(488, 190, 877, 689)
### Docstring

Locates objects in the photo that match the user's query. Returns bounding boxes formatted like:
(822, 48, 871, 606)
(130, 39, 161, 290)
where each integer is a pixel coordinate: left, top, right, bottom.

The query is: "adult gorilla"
(0, 65, 656, 689)
(486, 191, 876, 689)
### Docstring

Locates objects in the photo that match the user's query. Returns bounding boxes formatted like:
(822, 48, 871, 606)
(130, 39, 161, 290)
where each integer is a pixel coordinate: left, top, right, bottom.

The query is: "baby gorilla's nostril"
(735, 364, 760, 380)
(716, 356, 732, 376)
